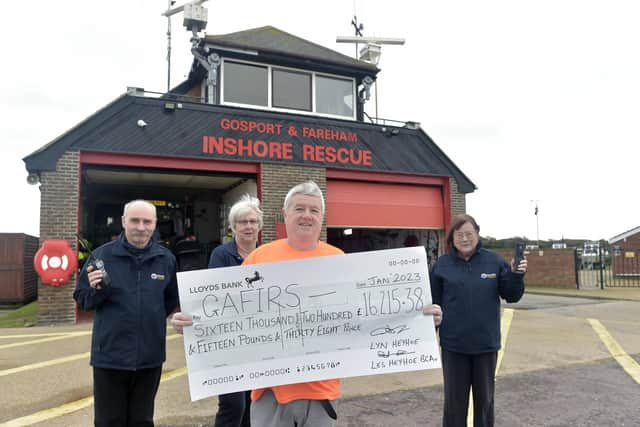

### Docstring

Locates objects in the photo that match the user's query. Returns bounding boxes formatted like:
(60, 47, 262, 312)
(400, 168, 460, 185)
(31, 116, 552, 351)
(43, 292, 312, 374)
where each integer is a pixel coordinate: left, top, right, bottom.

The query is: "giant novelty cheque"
(177, 246, 441, 401)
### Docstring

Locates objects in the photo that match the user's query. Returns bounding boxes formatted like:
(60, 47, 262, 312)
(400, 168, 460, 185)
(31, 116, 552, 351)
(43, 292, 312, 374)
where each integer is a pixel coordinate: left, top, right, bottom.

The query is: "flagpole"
(535, 202, 539, 247)
(531, 200, 539, 247)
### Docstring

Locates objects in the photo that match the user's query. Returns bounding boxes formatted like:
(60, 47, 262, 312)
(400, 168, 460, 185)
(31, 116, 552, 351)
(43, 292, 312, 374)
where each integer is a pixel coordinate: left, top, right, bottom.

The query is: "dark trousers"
(441, 348, 497, 427)
(93, 366, 162, 427)
(214, 390, 252, 427)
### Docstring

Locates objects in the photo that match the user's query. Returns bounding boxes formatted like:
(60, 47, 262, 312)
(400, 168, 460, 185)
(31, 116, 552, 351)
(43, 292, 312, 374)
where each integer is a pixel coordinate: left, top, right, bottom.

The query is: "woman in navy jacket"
(430, 214, 527, 427)
(173, 194, 263, 427)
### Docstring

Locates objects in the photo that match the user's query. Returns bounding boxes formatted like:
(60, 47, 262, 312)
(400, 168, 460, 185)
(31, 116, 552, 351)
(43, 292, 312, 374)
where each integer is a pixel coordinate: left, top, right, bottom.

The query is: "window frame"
(220, 60, 269, 107)
(272, 67, 312, 112)
(314, 73, 356, 119)
(220, 58, 356, 120)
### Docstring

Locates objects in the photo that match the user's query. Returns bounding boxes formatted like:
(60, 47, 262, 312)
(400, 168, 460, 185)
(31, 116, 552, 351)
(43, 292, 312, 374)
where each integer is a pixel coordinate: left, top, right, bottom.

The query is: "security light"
(27, 173, 40, 185)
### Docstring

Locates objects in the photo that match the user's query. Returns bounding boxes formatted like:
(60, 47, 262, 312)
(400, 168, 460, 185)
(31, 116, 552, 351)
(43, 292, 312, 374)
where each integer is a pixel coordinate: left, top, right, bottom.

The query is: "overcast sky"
(1, 0, 637, 241)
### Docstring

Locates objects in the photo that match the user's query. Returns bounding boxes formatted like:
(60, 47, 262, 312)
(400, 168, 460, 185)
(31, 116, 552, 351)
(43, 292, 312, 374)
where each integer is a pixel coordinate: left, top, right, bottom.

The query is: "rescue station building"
(23, 26, 475, 324)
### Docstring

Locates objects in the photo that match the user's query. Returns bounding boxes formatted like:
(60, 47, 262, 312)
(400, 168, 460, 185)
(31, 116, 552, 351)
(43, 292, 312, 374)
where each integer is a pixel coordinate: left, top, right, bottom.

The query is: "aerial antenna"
(165, 1, 176, 92)
(336, 29, 405, 123)
(162, 0, 209, 94)
(531, 199, 540, 247)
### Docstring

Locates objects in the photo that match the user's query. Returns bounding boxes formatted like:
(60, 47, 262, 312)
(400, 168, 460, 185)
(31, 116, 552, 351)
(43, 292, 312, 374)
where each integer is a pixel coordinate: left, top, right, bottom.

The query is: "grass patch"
(0, 301, 38, 328)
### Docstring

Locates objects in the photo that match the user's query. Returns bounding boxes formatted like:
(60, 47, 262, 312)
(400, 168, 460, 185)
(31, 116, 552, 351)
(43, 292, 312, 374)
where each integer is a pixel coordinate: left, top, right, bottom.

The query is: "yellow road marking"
(588, 318, 640, 385)
(0, 332, 92, 350)
(0, 397, 95, 427)
(0, 325, 177, 340)
(161, 366, 187, 380)
(0, 352, 90, 377)
(0, 366, 188, 427)
(0, 333, 82, 339)
(0, 334, 180, 377)
(467, 307, 515, 426)
(0, 332, 179, 351)
(496, 308, 514, 375)
(467, 391, 474, 427)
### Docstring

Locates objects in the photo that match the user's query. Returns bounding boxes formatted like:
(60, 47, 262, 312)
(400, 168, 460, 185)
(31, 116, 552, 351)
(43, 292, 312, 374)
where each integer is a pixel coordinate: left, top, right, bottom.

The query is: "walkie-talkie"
(78, 238, 111, 288)
(514, 242, 526, 274)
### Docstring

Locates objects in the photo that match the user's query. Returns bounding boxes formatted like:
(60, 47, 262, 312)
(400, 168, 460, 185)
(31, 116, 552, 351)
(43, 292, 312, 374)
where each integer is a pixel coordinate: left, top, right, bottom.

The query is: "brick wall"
(450, 177, 466, 217)
(37, 150, 80, 324)
(496, 248, 577, 288)
(260, 164, 325, 244)
(613, 232, 640, 275)
(616, 233, 640, 252)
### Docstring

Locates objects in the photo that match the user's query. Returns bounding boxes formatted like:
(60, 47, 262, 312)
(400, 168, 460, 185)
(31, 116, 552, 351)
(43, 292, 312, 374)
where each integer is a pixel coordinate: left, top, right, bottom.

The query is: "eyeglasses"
(236, 219, 259, 226)
(453, 231, 475, 241)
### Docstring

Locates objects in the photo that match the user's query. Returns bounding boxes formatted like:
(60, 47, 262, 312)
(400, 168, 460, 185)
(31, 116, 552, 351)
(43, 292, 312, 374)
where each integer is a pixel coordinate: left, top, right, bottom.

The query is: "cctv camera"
(137, 119, 147, 128)
(26, 173, 40, 185)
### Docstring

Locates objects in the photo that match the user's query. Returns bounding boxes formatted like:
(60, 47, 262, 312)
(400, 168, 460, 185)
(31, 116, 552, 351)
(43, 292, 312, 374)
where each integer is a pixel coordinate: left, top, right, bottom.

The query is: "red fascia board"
(80, 151, 259, 173)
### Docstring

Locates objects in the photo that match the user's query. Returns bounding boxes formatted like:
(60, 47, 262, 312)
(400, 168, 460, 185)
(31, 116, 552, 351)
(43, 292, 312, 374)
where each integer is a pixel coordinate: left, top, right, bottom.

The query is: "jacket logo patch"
(151, 273, 165, 280)
(481, 273, 497, 279)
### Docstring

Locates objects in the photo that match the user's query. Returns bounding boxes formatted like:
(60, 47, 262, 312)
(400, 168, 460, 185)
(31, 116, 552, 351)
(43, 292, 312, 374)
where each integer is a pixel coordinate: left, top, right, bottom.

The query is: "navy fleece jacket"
(430, 246, 524, 354)
(74, 234, 179, 369)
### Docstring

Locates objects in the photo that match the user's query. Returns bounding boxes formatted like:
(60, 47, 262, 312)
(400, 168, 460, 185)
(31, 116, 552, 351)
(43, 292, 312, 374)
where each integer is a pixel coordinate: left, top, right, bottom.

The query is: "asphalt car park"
(1, 292, 639, 426)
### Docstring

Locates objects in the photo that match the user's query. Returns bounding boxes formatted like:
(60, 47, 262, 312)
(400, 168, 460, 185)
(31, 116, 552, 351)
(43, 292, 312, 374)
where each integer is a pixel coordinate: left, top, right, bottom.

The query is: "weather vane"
(336, 14, 405, 123)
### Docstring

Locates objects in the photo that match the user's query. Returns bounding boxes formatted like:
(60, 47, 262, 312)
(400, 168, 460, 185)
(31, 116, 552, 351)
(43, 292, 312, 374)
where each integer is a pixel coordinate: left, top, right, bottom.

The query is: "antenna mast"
(166, 0, 175, 92)
(336, 30, 405, 123)
(338, 4, 405, 122)
(162, 0, 209, 94)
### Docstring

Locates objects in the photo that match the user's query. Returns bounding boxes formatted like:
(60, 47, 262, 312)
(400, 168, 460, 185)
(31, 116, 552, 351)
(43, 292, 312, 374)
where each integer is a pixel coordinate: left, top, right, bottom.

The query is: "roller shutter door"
(326, 180, 444, 229)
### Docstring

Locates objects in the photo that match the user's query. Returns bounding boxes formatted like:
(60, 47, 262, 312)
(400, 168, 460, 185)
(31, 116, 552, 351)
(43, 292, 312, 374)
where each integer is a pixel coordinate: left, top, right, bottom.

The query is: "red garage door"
(326, 180, 444, 229)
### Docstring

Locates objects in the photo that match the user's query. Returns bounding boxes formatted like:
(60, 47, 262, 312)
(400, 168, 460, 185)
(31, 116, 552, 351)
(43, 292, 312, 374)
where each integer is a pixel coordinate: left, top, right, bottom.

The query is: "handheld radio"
(78, 238, 112, 288)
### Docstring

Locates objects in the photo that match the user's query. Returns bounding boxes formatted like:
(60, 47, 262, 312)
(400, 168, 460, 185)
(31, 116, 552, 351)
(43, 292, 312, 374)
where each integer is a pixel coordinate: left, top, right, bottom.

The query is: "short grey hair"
(283, 181, 325, 214)
(123, 199, 157, 218)
(229, 194, 263, 233)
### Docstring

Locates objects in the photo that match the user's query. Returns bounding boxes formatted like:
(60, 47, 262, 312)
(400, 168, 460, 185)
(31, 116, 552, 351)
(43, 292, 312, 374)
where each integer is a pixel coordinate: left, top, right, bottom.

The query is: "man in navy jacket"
(74, 199, 178, 427)
(430, 214, 526, 427)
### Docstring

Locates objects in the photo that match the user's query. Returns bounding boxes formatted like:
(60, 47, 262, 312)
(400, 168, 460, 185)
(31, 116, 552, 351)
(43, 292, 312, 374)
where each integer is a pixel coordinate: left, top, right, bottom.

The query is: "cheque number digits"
(388, 257, 420, 267)
(360, 287, 425, 316)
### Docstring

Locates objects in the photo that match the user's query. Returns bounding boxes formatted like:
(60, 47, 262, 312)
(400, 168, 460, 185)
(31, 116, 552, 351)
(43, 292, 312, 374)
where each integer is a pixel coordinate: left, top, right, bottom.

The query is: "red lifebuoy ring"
(34, 240, 78, 286)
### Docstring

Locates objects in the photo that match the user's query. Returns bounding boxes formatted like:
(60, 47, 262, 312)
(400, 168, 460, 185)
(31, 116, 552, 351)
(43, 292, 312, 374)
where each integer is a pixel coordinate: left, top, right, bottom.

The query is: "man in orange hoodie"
(173, 181, 442, 426)
(244, 181, 442, 427)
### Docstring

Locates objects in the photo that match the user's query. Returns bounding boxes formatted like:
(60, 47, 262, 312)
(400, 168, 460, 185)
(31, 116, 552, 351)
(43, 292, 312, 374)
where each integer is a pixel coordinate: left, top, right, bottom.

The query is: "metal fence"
(577, 242, 640, 288)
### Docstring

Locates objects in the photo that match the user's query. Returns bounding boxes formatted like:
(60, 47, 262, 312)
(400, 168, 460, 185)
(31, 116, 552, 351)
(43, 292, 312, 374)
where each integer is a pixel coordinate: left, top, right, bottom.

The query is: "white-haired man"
(172, 182, 442, 426)
(245, 182, 442, 426)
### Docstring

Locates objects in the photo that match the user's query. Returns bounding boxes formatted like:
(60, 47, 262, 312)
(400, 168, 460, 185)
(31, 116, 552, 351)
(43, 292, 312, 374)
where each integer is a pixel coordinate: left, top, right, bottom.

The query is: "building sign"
(202, 117, 374, 168)
(177, 108, 450, 177)
(202, 116, 374, 167)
